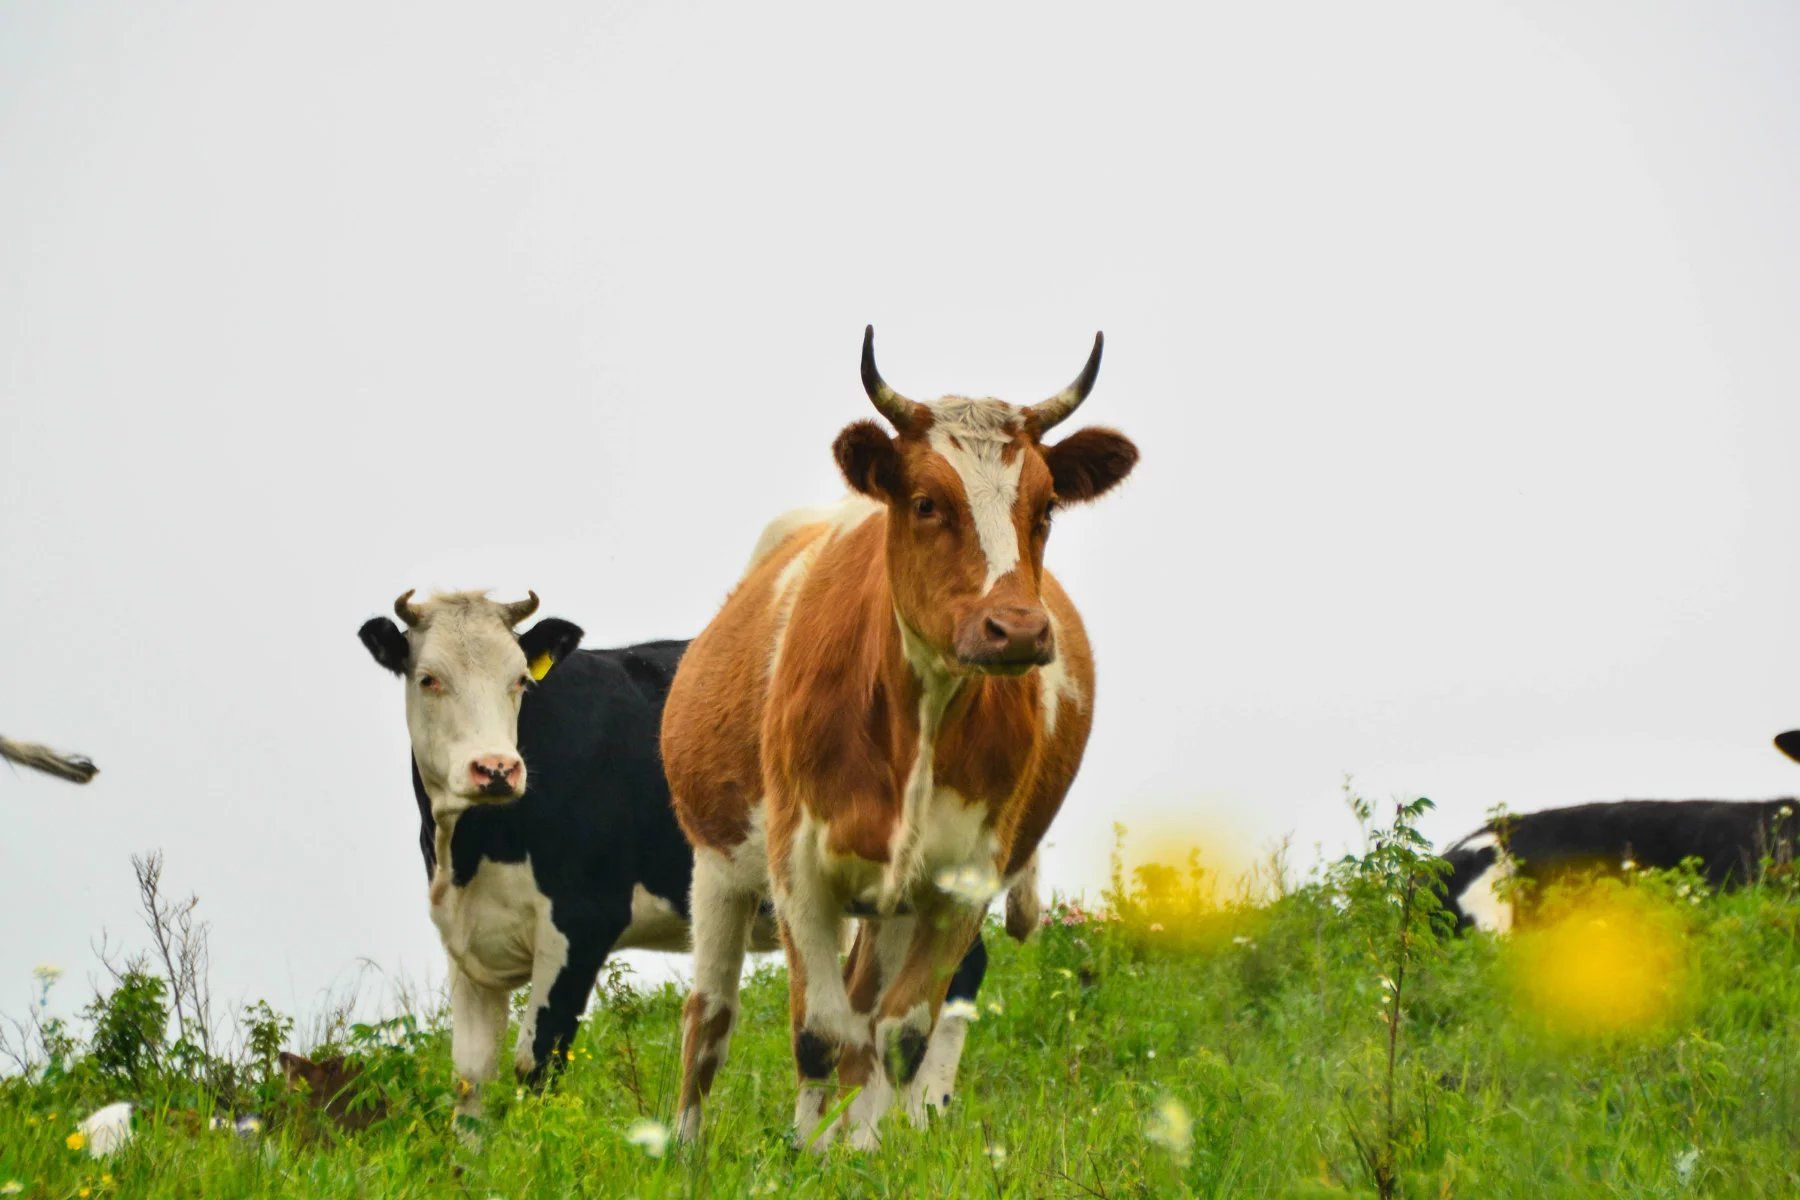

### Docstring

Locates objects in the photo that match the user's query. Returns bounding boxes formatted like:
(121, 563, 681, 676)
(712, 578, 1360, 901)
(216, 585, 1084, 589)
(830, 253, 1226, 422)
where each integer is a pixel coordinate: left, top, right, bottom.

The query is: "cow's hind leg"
(675, 852, 758, 1143)
(449, 965, 508, 1132)
(906, 931, 986, 1123)
(517, 900, 627, 1085)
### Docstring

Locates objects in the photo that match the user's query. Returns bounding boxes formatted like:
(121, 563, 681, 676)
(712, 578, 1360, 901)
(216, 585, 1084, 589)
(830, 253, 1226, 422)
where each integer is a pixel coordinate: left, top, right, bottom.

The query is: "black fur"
(358, 617, 409, 675)
(1441, 798, 1797, 930)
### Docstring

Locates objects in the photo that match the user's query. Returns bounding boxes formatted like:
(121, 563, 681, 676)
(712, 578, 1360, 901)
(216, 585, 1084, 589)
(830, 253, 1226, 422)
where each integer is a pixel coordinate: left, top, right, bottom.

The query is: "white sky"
(4, 0, 1799, 1026)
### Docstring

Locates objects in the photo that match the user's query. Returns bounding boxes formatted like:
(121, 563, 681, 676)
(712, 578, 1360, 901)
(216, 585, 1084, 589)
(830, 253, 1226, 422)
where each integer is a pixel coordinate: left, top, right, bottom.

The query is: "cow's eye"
(418, 673, 443, 693)
(913, 496, 936, 519)
(1036, 503, 1057, 535)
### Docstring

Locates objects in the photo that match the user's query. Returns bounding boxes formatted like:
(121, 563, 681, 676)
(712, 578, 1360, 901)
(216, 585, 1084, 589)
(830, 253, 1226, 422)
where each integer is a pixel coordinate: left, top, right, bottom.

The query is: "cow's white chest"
(918, 788, 1001, 895)
(431, 859, 545, 989)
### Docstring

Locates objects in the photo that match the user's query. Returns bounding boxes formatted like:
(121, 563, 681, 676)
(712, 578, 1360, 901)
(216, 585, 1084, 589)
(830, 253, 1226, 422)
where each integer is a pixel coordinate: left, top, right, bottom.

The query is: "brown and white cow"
(662, 327, 1138, 1147)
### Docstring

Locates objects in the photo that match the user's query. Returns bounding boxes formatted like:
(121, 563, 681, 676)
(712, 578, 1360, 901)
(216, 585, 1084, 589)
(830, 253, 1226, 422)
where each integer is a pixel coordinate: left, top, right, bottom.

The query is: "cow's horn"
(861, 326, 927, 432)
(502, 592, 540, 626)
(1024, 332, 1104, 432)
(393, 589, 424, 628)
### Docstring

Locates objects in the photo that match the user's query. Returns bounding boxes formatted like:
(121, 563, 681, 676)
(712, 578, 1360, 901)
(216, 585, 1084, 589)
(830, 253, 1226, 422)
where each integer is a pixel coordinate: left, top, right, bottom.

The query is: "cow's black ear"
(359, 617, 409, 675)
(1775, 731, 1800, 764)
(519, 618, 583, 681)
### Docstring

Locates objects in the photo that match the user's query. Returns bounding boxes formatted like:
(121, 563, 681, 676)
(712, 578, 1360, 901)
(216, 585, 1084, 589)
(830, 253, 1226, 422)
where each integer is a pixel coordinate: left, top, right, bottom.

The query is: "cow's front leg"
(514, 900, 625, 1085)
(852, 907, 985, 1143)
(773, 844, 860, 1151)
(449, 964, 508, 1131)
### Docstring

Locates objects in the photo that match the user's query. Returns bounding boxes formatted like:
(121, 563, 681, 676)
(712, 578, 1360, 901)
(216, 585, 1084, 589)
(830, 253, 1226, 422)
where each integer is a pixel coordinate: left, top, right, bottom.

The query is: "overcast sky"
(4, 0, 1799, 1029)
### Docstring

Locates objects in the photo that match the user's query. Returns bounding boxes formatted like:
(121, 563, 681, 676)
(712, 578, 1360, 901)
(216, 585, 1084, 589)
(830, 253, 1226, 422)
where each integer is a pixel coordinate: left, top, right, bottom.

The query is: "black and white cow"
(1442, 794, 1796, 933)
(357, 589, 1003, 1122)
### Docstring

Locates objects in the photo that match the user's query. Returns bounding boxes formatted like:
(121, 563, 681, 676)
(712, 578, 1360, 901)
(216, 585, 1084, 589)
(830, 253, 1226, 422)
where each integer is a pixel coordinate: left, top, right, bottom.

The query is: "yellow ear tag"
(529, 653, 554, 682)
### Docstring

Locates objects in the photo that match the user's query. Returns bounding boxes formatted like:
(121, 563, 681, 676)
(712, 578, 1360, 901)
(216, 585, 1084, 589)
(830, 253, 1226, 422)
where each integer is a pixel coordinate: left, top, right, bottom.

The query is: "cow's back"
(663, 507, 860, 851)
(1497, 799, 1793, 887)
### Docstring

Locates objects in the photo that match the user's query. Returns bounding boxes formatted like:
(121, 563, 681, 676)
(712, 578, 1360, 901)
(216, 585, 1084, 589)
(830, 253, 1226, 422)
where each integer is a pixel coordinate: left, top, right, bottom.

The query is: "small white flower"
(626, 1118, 670, 1158)
(985, 1144, 1008, 1165)
(1621, 858, 1638, 872)
(1231, 935, 1254, 948)
(1145, 1096, 1193, 1165)
(1146, 1048, 1157, 1059)
(1149, 922, 1164, 933)
(1378, 975, 1396, 993)
(985, 999, 1004, 1016)
(941, 998, 980, 1022)
(32, 964, 63, 984)
(1780, 805, 1794, 819)
(1674, 1145, 1700, 1185)
(2, 1181, 22, 1195)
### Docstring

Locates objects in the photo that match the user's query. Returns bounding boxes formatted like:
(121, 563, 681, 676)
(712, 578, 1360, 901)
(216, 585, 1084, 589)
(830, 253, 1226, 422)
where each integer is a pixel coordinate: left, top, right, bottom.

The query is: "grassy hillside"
(3, 804, 1798, 1198)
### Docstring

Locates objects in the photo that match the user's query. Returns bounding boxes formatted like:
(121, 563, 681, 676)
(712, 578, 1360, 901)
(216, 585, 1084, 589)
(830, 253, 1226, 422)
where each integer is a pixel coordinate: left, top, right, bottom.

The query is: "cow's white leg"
(676, 851, 758, 1143)
(905, 933, 986, 1123)
(449, 964, 508, 1129)
(839, 915, 918, 1149)
(514, 904, 572, 1079)
(776, 840, 862, 1151)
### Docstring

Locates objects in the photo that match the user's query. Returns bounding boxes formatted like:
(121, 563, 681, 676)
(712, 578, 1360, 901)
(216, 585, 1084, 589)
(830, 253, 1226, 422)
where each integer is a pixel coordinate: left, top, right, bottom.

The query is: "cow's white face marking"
(401, 594, 534, 815)
(925, 399, 1025, 595)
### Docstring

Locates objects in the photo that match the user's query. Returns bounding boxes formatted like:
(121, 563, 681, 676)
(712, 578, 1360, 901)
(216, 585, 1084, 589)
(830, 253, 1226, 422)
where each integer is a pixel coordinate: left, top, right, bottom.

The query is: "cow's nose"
(962, 607, 1054, 668)
(468, 755, 523, 797)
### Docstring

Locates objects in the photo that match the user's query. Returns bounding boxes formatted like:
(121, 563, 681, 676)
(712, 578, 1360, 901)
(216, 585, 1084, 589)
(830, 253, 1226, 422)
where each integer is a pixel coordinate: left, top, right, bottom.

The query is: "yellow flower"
(80, 1189, 91, 1198)
(66, 1130, 87, 1152)
(102, 1173, 114, 1186)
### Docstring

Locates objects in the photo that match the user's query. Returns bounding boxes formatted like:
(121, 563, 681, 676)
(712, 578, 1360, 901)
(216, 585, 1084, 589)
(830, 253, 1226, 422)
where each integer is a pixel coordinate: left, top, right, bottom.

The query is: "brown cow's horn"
(393, 589, 424, 628)
(861, 325, 927, 432)
(1024, 332, 1104, 432)
(502, 592, 540, 626)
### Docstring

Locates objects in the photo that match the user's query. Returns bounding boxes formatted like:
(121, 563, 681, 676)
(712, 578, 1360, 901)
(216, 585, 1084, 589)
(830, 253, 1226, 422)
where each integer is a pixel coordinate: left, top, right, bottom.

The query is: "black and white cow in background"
(357, 589, 1005, 1123)
(1441, 742, 1800, 932)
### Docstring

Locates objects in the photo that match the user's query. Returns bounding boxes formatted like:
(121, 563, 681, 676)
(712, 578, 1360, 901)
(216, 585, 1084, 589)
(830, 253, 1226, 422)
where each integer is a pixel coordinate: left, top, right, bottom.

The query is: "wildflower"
(79, 1190, 90, 1198)
(1149, 922, 1164, 933)
(936, 863, 1002, 907)
(1231, 935, 1255, 948)
(66, 1131, 86, 1152)
(625, 1118, 670, 1158)
(985, 1144, 1008, 1165)
(1674, 1146, 1700, 1185)
(985, 999, 1004, 1016)
(1621, 858, 1637, 872)
(32, 965, 63, 985)
(1146, 1048, 1157, 1059)
(102, 1174, 114, 1186)
(1145, 1096, 1193, 1165)
(1780, 805, 1793, 819)
(1378, 975, 1396, 993)
(1, 1182, 21, 1195)
(941, 998, 980, 1022)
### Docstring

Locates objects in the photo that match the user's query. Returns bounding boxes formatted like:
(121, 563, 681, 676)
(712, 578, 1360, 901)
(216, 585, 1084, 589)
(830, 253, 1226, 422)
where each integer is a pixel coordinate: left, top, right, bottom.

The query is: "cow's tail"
(0, 737, 99, 784)
(1004, 853, 1041, 941)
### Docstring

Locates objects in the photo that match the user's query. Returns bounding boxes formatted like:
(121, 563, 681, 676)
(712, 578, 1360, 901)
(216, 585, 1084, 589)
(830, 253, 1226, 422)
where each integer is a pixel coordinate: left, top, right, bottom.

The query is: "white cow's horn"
(393, 589, 425, 628)
(502, 592, 540, 627)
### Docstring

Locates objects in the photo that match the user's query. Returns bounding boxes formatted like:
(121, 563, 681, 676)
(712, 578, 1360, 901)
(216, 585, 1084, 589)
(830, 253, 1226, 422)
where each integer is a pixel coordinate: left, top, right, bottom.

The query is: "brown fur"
(662, 385, 1136, 1142)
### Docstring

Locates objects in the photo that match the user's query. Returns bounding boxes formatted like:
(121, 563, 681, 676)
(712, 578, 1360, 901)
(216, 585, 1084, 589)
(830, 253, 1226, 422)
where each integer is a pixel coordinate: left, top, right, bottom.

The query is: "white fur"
(746, 495, 881, 572)
(401, 594, 534, 819)
(876, 619, 966, 912)
(449, 966, 507, 1122)
(925, 400, 1026, 594)
(1460, 855, 1515, 934)
(1036, 611, 1083, 735)
(906, 1013, 970, 1123)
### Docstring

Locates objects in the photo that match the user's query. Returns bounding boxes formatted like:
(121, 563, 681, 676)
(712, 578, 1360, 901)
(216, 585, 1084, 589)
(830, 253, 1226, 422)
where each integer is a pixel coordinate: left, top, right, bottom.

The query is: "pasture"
(3, 803, 1797, 1199)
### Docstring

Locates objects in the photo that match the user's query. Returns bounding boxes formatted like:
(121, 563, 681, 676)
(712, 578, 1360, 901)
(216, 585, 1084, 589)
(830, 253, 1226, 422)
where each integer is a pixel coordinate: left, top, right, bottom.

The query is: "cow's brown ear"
(834, 420, 904, 500)
(1775, 731, 1800, 764)
(1043, 427, 1139, 503)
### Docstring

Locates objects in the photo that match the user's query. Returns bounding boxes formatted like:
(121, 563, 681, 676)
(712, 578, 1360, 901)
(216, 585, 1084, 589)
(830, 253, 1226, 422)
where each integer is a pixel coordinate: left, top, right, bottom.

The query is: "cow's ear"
(1043, 427, 1139, 504)
(358, 617, 409, 675)
(834, 420, 905, 501)
(1775, 731, 1800, 764)
(519, 618, 583, 681)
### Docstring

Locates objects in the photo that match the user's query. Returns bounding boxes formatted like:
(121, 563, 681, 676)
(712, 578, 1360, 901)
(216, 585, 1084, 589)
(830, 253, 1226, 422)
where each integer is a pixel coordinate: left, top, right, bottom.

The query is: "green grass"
(4, 844, 1799, 1197)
